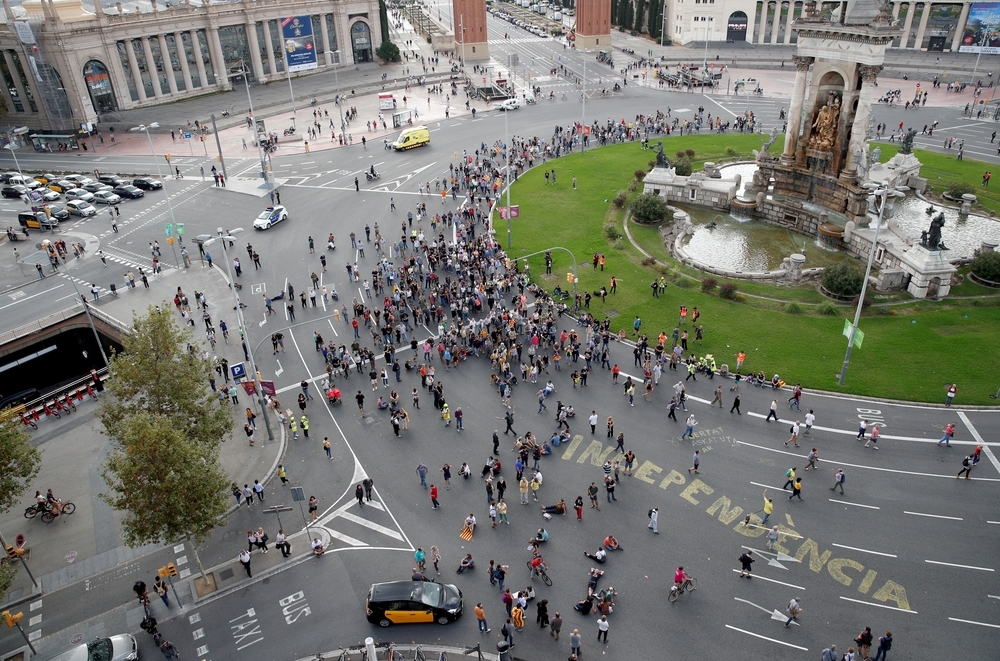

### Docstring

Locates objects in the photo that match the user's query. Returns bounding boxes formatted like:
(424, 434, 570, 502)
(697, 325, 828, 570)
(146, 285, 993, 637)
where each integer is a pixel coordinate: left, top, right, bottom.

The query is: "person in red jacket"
(430, 485, 439, 509)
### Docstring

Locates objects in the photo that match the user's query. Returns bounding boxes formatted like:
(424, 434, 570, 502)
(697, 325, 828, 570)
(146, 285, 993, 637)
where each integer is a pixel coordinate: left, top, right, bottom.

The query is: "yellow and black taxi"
(366, 580, 463, 627)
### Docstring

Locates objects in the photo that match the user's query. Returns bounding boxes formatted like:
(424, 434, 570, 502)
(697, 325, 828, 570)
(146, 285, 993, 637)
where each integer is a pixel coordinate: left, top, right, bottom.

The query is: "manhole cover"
(605, 310, 620, 318)
(65, 551, 78, 563)
(359, 415, 376, 426)
(223, 530, 239, 541)
(219, 568, 235, 581)
(70, 634, 84, 645)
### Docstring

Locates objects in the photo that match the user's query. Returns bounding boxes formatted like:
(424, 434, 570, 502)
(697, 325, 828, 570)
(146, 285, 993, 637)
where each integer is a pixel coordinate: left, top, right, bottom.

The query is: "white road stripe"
(925, 559, 994, 571)
(724, 625, 808, 651)
(831, 543, 896, 558)
(956, 411, 1000, 474)
(730, 569, 804, 589)
(336, 510, 405, 540)
(839, 596, 917, 613)
(749, 481, 788, 491)
(947, 617, 1000, 629)
(904, 511, 964, 520)
(328, 529, 367, 547)
(829, 500, 880, 510)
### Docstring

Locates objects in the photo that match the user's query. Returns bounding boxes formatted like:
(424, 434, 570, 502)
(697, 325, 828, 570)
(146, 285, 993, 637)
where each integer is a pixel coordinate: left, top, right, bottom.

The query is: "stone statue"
(869, 146, 882, 166)
(920, 212, 946, 250)
(762, 126, 778, 153)
(654, 141, 670, 168)
(807, 97, 841, 151)
(899, 128, 917, 155)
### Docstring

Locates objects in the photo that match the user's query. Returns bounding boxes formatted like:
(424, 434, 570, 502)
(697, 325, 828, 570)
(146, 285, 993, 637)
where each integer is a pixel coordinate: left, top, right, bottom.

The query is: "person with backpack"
(872, 631, 892, 661)
(958, 454, 974, 479)
(830, 469, 846, 494)
(854, 626, 874, 660)
(738, 550, 755, 578)
(821, 645, 838, 661)
(647, 507, 659, 533)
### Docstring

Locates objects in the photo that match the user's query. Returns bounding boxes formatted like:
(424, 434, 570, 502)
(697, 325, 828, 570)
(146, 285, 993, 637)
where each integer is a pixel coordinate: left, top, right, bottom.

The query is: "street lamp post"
(703, 25, 710, 72)
(333, 51, 346, 132)
(204, 227, 274, 440)
(503, 108, 512, 249)
(838, 181, 904, 385)
(130, 123, 184, 268)
(581, 49, 592, 153)
(970, 22, 996, 85)
(228, 61, 272, 195)
(4, 143, 23, 178)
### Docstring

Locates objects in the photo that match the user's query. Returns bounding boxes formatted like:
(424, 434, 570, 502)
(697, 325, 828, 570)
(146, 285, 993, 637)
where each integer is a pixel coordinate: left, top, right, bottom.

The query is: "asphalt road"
(2, 24, 1000, 661)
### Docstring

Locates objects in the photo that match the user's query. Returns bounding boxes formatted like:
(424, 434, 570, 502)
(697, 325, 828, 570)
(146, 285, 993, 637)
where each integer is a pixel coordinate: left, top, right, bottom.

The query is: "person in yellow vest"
(441, 402, 451, 427)
(277, 465, 288, 485)
(300, 415, 310, 438)
(289, 417, 299, 440)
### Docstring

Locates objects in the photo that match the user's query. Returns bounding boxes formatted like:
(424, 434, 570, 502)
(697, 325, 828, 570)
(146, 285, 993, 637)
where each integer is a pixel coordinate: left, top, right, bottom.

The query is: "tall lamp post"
(333, 51, 346, 132)
(503, 108, 512, 249)
(970, 21, 996, 85)
(838, 181, 905, 385)
(580, 49, 592, 153)
(204, 227, 274, 440)
(130, 123, 185, 268)
(228, 61, 272, 195)
(4, 143, 23, 178)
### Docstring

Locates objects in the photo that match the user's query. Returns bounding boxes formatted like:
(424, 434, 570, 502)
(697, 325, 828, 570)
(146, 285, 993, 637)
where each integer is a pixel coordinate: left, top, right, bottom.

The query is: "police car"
(252, 205, 288, 230)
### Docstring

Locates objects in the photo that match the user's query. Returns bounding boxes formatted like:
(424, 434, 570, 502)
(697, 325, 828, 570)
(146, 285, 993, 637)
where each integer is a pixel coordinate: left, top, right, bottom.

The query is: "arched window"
(84, 60, 117, 113)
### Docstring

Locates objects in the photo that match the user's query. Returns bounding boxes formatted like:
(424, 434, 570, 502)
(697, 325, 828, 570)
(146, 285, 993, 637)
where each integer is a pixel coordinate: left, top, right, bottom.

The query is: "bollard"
(365, 637, 377, 661)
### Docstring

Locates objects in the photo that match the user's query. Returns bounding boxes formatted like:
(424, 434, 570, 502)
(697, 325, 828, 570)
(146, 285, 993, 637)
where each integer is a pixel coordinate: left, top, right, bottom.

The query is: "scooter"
(329, 287, 339, 301)
(365, 170, 381, 181)
(283, 126, 296, 136)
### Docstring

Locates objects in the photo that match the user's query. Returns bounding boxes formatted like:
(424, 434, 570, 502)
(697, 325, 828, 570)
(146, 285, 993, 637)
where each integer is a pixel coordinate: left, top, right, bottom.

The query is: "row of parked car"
(2, 172, 162, 218)
(488, 6, 551, 37)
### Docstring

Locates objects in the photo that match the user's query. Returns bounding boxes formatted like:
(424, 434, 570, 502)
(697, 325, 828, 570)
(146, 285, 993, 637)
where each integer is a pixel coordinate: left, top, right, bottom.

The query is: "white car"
(253, 205, 288, 230)
(65, 188, 95, 202)
(92, 190, 122, 205)
(44, 634, 137, 661)
(37, 189, 61, 202)
(64, 174, 94, 186)
(494, 98, 521, 111)
(66, 199, 97, 217)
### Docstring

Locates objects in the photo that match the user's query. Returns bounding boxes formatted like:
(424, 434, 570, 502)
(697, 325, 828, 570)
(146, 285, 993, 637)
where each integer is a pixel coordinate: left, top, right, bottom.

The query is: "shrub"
(377, 41, 401, 62)
(641, 256, 657, 266)
(685, 149, 696, 159)
(634, 169, 647, 181)
(817, 302, 840, 316)
(725, 147, 738, 157)
(852, 294, 873, 308)
(612, 190, 628, 208)
(630, 193, 669, 224)
(674, 160, 693, 176)
(719, 283, 738, 299)
(701, 277, 718, 292)
(970, 250, 1000, 282)
(785, 302, 803, 314)
(603, 221, 623, 241)
(822, 259, 865, 297)
(674, 277, 694, 289)
(945, 181, 975, 198)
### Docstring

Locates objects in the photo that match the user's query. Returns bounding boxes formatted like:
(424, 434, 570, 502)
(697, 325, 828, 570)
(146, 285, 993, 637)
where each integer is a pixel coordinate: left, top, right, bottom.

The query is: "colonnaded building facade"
(0, 0, 383, 135)
(668, 0, 998, 54)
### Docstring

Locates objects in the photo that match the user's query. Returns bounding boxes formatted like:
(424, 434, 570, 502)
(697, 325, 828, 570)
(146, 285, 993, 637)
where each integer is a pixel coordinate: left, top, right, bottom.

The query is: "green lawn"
(508, 137, 1000, 404)
(874, 143, 1000, 214)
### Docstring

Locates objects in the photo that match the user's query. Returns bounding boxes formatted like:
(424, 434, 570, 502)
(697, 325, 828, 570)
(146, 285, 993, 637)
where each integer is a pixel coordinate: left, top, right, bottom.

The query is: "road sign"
(14, 534, 24, 548)
(175, 223, 184, 236)
(290, 487, 306, 502)
(164, 223, 172, 237)
(260, 380, 276, 396)
(241, 381, 257, 396)
(184, 132, 192, 139)
(231, 362, 247, 380)
(166, 237, 175, 245)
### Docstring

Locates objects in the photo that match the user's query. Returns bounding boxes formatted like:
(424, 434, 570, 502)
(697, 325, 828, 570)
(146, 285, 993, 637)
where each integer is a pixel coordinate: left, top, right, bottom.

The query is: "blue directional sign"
(231, 362, 247, 381)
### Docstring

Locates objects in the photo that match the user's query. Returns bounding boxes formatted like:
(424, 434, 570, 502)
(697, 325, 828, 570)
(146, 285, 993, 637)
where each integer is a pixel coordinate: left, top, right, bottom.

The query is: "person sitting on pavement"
(584, 547, 607, 563)
(541, 500, 566, 515)
(603, 535, 622, 551)
(574, 594, 595, 614)
(534, 528, 550, 543)
(457, 553, 475, 573)
(311, 538, 325, 555)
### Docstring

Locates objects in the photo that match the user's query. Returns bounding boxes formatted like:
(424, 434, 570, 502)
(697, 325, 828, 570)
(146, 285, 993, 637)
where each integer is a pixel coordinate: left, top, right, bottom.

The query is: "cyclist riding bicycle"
(529, 555, 547, 579)
(674, 566, 688, 589)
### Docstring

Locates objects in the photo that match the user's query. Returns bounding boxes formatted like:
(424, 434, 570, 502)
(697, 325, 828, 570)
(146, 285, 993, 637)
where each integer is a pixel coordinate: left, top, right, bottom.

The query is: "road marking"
(839, 596, 917, 613)
(0, 283, 65, 310)
(829, 500, 880, 509)
(989, 521, 1000, 525)
(730, 569, 804, 589)
(956, 411, 1000, 474)
(988, 595, 1000, 600)
(28, 615, 41, 626)
(334, 510, 404, 540)
(948, 617, 1000, 629)
(831, 543, 896, 558)
(749, 481, 788, 491)
(327, 529, 367, 547)
(29, 600, 41, 611)
(734, 597, 773, 614)
(925, 559, 995, 572)
(327, 318, 339, 337)
(724, 625, 808, 651)
(904, 511, 964, 520)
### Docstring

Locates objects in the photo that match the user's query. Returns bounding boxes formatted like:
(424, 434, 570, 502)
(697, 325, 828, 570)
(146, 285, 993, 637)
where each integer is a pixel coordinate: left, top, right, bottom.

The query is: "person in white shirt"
(804, 410, 816, 435)
(785, 421, 800, 447)
(584, 547, 607, 563)
(589, 411, 598, 435)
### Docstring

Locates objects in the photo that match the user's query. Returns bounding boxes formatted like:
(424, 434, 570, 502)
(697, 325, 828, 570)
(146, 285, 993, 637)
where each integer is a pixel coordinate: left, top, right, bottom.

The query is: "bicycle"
(528, 561, 553, 586)
(667, 577, 697, 602)
(24, 502, 51, 519)
(41, 501, 76, 523)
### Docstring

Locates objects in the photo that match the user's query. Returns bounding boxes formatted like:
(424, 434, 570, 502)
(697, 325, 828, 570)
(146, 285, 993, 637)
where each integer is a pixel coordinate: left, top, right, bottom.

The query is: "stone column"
(770, 3, 782, 43)
(124, 39, 148, 101)
(158, 34, 179, 94)
(208, 27, 230, 89)
(190, 29, 207, 88)
(781, 55, 812, 163)
(141, 37, 163, 97)
(757, 3, 769, 44)
(321, 13, 332, 65)
(175, 32, 193, 91)
(262, 20, 277, 76)
(914, 2, 932, 48)
(843, 65, 881, 177)
(782, 0, 795, 44)
(247, 20, 265, 80)
(900, 2, 915, 48)
(951, 3, 970, 51)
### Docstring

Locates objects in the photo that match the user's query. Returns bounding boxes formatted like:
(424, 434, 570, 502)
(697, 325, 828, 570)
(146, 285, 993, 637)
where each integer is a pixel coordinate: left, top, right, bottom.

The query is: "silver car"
(92, 190, 122, 205)
(65, 188, 95, 202)
(44, 634, 138, 661)
(66, 200, 97, 217)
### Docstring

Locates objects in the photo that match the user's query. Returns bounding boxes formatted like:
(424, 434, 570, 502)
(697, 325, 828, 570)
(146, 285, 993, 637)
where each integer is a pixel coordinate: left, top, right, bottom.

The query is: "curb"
(292, 643, 501, 661)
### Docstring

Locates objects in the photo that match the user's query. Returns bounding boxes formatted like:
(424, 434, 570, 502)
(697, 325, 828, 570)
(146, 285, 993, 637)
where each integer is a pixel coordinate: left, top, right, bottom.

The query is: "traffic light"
(566, 272, 574, 283)
(2, 611, 23, 628)
(5, 545, 24, 560)
(158, 562, 178, 578)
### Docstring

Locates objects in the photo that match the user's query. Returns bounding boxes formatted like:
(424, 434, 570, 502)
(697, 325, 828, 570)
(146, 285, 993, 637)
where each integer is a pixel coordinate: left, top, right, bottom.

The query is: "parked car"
(132, 177, 163, 190)
(65, 200, 97, 216)
(97, 175, 128, 187)
(366, 580, 463, 627)
(42, 634, 138, 661)
(493, 98, 521, 111)
(37, 189, 61, 202)
(48, 180, 75, 193)
(65, 188, 95, 202)
(64, 174, 94, 186)
(45, 205, 71, 221)
(8, 175, 41, 189)
(34, 173, 58, 185)
(1, 184, 27, 198)
(92, 190, 122, 205)
(113, 185, 144, 199)
(81, 181, 113, 194)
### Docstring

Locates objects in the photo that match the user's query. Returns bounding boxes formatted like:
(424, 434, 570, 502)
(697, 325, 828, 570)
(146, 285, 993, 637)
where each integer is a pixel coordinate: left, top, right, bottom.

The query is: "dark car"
(132, 177, 163, 190)
(98, 175, 128, 187)
(366, 581, 463, 627)
(2, 185, 27, 198)
(45, 205, 71, 221)
(81, 181, 113, 194)
(113, 185, 144, 199)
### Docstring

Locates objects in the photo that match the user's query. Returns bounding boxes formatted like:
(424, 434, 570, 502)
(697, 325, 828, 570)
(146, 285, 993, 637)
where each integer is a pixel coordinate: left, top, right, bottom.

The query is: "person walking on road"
(430, 484, 440, 508)
(830, 469, 846, 494)
(549, 612, 562, 639)
(788, 478, 803, 501)
(648, 507, 659, 533)
(938, 422, 955, 447)
(570, 629, 582, 656)
(159, 640, 180, 660)
(805, 448, 819, 471)
(854, 626, 874, 660)
(687, 450, 700, 474)
(416, 463, 428, 488)
(239, 550, 252, 577)
(864, 424, 880, 449)
(785, 421, 800, 447)
(761, 490, 774, 525)
(681, 414, 697, 439)
(767, 525, 780, 550)
(474, 603, 491, 633)
(782, 467, 796, 490)
(784, 597, 802, 627)
(857, 420, 868, 440)
(766, 399, 778, 422)
(739, 550, 755, 578)
(730, 393, 741, 414)
(872, 631, 892, 661)
(958, 454, 975, 479)
(710, 385, 723, 408)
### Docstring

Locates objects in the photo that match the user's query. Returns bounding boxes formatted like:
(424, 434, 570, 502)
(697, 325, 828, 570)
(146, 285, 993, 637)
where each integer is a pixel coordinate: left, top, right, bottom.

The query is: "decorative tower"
(575, 0, 611, 49)
(452, 0, 489, 62)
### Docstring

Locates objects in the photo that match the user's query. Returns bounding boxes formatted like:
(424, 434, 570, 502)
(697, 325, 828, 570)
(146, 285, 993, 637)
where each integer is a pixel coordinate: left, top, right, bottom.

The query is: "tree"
(0, 417, 41, 595)
(378, 0, 391, 44)
(634, 0, 646, 32)
(822, 260, 865, 297)
(648, 0, 664, 41)
(611, 0, 620, 25)
(377, 41, 401, 62)
(98, 307, 232, 582)
(631, 193, 671, 224)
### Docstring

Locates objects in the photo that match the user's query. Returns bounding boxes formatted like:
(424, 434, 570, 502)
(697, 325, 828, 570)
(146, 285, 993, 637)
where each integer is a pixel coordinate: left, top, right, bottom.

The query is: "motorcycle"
(283, 126, 296, 136)
(327, 387, 342, 405)
(329, 287, 339, 301)
(310, 98, 318, 106)
(365, 170, 381, 181)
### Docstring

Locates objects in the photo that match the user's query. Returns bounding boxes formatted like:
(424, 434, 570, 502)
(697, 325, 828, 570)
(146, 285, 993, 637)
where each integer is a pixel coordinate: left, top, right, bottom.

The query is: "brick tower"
(575, 0, 611, 49)
(452, 0, 490, 62)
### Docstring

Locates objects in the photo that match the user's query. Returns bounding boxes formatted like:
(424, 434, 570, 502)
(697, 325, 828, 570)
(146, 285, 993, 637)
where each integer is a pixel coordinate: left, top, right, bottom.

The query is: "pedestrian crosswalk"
(315, 494, 411, 551)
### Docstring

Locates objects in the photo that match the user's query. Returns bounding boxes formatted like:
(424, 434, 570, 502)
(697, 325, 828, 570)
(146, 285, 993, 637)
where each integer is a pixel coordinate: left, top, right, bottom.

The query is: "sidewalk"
(0, 242, 285, 606)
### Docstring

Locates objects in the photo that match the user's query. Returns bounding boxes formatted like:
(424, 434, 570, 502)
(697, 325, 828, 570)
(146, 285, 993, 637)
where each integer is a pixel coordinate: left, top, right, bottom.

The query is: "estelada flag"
(459, 526, 473, 541)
